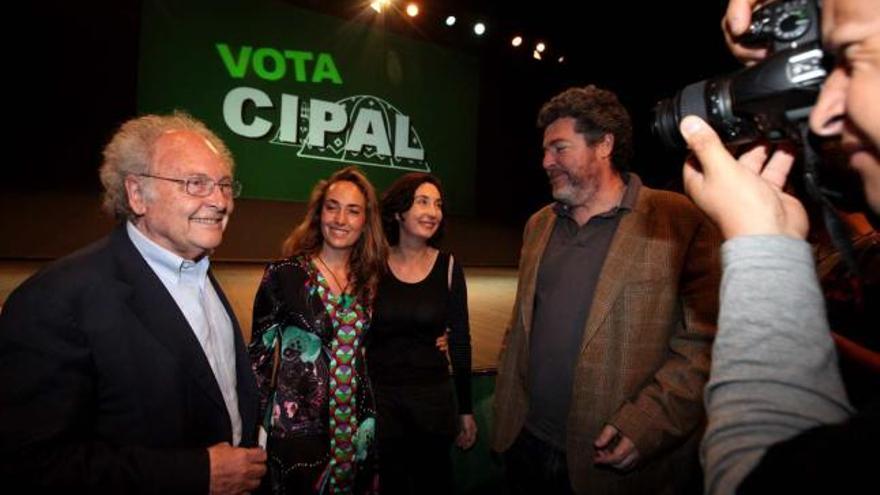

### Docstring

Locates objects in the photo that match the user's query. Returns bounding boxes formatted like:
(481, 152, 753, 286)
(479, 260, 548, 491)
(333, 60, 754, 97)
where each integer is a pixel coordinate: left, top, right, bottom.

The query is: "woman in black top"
(368, 173, 476, 494)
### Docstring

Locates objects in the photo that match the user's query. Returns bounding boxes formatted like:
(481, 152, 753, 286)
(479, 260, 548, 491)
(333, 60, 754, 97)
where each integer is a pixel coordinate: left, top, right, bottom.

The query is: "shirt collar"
(126, 221, 210, 288)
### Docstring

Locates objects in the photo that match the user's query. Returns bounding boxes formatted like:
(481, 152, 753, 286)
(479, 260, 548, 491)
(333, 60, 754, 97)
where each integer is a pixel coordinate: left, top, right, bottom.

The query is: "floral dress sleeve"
(249, 262, 284, 419)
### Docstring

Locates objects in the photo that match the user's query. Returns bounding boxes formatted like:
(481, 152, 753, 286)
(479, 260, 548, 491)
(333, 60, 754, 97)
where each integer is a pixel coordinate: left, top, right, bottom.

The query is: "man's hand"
(723, 0, 772, 64)
(680, 116, 808, 240)
(208, 442, 267, 495)
(593, 425, 640, 471)
(455, 414, 478, 450)
(435, 332, 449, 353)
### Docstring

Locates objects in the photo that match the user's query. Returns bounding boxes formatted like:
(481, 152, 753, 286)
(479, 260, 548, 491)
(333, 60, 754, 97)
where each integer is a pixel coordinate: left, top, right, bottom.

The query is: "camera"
(653, 0, 826, 150)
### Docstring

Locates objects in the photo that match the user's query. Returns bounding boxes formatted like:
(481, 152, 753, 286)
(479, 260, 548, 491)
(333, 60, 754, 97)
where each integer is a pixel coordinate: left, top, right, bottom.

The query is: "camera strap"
(801, 126, 861, 279)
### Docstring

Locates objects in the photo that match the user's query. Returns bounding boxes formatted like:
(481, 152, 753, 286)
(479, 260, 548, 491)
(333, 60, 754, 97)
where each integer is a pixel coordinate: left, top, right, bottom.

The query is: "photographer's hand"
(723, 0, 771, 64)
(679, 115, 808, 240)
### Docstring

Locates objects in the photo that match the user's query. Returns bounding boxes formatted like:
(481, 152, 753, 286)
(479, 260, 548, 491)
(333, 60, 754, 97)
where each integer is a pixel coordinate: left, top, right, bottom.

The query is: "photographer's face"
(810, 0, 880, 213)
(542, 117, 605, 207)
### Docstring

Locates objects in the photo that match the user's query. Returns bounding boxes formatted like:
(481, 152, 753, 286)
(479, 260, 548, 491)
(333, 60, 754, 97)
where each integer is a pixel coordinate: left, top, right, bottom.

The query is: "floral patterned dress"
(249, 255, 378, 494)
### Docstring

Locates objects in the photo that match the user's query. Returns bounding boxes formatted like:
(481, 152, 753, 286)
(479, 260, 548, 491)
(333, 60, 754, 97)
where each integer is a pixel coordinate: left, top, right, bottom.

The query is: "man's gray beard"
(552, 179, 598, 208)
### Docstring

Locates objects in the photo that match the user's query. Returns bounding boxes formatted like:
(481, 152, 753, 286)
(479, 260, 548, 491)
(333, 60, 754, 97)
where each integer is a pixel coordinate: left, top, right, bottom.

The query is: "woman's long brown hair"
(281, 166, 387, 304)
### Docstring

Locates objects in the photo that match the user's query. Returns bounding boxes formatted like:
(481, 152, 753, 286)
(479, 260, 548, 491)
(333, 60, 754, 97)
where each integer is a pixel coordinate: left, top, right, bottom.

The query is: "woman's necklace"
(315, 255, 349, 295)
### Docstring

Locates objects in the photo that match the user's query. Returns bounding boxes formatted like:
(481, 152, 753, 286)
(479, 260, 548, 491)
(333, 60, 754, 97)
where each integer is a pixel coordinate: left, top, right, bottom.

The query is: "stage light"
(536, 42, 546, 53)
(370, 1, 391, 13)
(558, 56, 565, 63)
(406, 3, 419, 17)
(473, 22, 486, 35)
(532, 50, 542, 60)
(511, 36, 523, 47)
(445, 15, 456, 26)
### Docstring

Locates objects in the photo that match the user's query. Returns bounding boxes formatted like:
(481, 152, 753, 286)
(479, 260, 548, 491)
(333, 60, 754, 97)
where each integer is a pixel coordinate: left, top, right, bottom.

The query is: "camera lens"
(652, 97, 684, 150)
(653, 79, 712, 150)
(652, 0, 824, 152)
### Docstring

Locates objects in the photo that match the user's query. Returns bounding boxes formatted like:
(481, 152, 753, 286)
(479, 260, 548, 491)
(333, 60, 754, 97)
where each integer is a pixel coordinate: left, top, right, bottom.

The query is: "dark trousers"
(379, 433, 454, 495)
(503, 428, 574, 495)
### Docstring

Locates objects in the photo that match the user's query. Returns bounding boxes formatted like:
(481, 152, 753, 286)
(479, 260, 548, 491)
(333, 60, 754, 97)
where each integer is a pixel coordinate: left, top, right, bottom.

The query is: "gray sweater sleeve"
(701, 235, 854, 495)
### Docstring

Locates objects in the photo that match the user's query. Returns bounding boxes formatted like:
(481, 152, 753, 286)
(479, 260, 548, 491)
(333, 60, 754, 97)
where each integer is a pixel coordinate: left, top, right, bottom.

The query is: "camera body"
(653, 0, 826, 149)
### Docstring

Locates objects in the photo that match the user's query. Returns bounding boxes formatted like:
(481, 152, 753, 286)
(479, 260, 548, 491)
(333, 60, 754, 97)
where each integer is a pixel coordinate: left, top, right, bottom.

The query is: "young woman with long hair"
(249, 166, 386, 494)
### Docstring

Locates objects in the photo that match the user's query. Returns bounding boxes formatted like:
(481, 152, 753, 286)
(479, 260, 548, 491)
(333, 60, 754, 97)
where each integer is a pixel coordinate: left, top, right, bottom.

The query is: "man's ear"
(125, 175, 148, 216)
(596, 134, 615, 160)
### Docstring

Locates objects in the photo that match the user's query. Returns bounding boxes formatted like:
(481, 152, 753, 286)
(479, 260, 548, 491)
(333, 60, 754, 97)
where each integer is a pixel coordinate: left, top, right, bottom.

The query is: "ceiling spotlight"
(536, 42, 546, 53)
(558, 56, 565, 63)
(445, 15, 456, 26)
(473, 22, 486, 36)
(370, 0, 391, 13)
(532, 50, 542, 60)
(406, 3, 419, 17)
(511, 36, 523, 47)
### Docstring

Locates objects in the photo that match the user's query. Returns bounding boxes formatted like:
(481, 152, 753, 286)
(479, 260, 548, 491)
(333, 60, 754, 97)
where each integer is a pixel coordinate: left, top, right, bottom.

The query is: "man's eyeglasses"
(138, 174, 243, 198)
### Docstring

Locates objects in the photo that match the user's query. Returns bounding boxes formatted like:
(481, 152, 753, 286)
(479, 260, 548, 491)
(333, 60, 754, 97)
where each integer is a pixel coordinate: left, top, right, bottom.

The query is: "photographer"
(678, 0, 879, 492)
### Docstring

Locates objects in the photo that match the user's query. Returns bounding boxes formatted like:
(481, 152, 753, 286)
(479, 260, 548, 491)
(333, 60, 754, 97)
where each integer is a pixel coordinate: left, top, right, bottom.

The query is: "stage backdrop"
(138, 0, 479, 213)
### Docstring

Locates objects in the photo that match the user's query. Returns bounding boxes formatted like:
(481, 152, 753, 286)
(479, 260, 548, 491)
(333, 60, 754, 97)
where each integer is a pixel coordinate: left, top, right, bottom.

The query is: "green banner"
(138, 0, 479, 213)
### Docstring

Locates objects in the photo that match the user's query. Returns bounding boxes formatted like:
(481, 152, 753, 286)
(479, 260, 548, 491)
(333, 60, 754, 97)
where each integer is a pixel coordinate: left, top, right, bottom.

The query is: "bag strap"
(262, 325, 282, 434)
(447, 253, 454, 291)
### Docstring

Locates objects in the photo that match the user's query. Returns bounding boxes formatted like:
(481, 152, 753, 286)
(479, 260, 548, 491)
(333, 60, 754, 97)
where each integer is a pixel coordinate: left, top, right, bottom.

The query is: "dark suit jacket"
(492, 184, 721, 494)
(0, 226, 258, 493)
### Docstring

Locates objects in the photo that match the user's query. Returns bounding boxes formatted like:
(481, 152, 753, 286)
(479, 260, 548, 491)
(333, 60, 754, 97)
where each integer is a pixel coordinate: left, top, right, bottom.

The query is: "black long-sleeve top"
(367, 251, 473, 413)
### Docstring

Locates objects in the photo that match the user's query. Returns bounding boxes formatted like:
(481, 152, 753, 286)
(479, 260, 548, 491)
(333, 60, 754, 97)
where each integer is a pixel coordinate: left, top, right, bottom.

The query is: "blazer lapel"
(110, 228, 227, 413)
(580, 196, 650, 352)
(520, 207, 557, 340)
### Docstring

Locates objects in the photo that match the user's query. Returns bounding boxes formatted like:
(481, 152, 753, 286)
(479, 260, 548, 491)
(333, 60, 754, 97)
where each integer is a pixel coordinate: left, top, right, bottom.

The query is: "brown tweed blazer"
(492, 183, 721, 494)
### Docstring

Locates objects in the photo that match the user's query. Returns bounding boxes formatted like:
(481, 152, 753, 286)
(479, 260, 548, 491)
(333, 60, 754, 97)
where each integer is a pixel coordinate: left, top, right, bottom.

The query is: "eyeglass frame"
(137, 173, 243, 198)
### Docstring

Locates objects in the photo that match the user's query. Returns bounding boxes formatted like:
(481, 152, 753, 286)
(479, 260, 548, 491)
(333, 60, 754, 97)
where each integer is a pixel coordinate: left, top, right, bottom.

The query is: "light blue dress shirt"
(127, 222, 242, 445)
